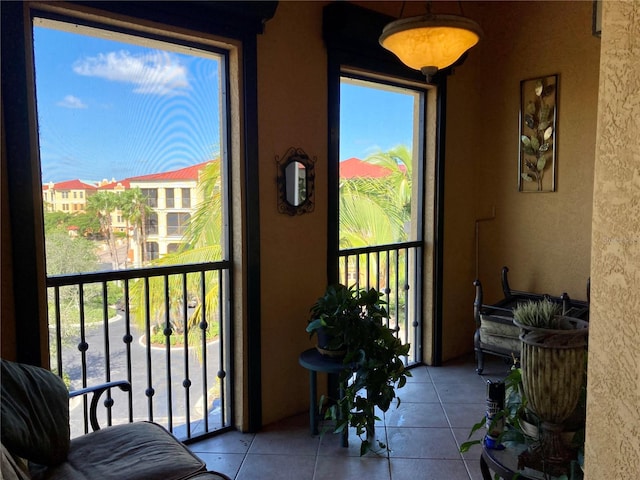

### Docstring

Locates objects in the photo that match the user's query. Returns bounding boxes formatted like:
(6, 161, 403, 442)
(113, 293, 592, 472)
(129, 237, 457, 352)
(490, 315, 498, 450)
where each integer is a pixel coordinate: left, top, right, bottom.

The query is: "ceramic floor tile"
(404, 366, 431, 382)
(317, 424, 388, 457)
(435, 382, 488, 404)
(248, 427, 320, 456)
(464, 458, 486, 480)
(385, 402, 449, 428)
(442, 402, 486, 429)
(451, 427, 485, 463)
(248, 414, 320, 456)
(394, 381, 439, 403)
(389, 458, 471, 480)
(315, 454, 391, 479)
(186, 356, 493, 479)
(189, 430, 255, 454)
(387, 427, 461, 459)
(195, 452, 245, 479)
(235, 454, 316, 480)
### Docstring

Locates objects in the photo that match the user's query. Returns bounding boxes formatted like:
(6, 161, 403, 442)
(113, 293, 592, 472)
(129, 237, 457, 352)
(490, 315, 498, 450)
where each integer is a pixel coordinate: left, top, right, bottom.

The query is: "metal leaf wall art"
(519, 74, 558, 192)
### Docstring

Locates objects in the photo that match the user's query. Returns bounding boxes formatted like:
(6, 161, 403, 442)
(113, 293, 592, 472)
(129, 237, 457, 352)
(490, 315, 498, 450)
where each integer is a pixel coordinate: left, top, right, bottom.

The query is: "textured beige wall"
(585, 0, 640, 478)
(256, 1, 330, 425)
(441, 1, 600, 359)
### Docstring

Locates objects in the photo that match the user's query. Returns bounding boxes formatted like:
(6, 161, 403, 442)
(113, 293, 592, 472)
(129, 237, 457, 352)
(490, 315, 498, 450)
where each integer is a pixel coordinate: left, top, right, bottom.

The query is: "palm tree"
(339, 145, 414, 301)
(86, 190, 120, 269)
(340, 145, 413, 248)
(119, 187, 152, 268)
(129, 161, 223, 348)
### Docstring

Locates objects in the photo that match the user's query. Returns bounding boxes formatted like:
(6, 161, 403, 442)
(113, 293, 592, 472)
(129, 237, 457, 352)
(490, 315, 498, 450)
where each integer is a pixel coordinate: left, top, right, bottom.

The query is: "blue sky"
(34, 22, 415, 184)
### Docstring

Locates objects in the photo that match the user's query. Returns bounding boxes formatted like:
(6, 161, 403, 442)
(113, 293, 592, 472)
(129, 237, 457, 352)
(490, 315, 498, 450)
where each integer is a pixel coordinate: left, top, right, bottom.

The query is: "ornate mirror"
(276, 147, 316, 215)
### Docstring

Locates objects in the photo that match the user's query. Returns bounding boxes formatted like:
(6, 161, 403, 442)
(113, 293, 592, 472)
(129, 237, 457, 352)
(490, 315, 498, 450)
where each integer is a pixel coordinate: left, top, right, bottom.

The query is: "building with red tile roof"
(42, 179, 97, 213)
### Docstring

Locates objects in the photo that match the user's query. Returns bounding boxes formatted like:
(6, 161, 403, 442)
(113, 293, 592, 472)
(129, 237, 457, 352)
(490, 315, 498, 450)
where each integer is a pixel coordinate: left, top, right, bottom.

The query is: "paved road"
(63, 312, 225, 439)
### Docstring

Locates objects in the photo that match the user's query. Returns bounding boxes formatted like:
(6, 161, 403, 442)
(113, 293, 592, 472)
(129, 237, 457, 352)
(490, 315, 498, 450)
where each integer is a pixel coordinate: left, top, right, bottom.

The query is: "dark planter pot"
(315, 328, 346, 358)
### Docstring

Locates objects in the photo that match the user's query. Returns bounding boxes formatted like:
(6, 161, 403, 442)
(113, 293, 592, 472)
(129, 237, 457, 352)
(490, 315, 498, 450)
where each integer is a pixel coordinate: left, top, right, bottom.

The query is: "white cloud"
(73, 50, 189, 96)
(57, 95, 87, 109)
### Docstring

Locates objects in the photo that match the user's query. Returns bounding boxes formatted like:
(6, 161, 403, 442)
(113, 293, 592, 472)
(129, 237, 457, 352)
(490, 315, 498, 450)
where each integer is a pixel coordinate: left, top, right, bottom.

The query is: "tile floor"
(189, 354, 511, 480)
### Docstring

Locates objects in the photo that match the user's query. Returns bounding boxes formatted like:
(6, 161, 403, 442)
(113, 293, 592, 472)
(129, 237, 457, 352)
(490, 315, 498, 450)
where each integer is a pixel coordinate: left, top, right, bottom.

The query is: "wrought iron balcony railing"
(338, 241, 423, 366)
(47, 261, 232, 441)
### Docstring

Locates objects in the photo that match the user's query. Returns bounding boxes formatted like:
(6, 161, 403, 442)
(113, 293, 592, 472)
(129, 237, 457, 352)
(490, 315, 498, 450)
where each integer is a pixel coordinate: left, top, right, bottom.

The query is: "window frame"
(324, 2, 448, 366)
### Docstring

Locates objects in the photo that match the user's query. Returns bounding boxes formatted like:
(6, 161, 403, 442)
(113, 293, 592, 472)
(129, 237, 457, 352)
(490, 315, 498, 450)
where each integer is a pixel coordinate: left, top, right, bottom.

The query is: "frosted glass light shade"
(380, 14, 482, 77)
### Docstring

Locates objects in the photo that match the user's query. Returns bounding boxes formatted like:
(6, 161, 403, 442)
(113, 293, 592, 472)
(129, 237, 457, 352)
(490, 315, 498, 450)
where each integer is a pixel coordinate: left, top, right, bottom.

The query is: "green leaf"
(521, 135, 531, 146)
(530, 136, 540, 151)
(360, 440, 370, 456)
(526, 101, 536, 115)
(539, 104, 551, 124)
(523, 146, 535, 156)
(305, 318, 325, 333)
(539, 143, 550, 153)
(521, 173, 533, 182)
(459, 439, 481, 453)
(537, 156, 547, 171)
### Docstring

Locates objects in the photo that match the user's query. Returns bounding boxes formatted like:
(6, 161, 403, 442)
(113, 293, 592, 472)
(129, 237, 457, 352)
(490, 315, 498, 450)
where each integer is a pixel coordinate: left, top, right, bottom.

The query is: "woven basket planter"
(514, 316, 588, 475)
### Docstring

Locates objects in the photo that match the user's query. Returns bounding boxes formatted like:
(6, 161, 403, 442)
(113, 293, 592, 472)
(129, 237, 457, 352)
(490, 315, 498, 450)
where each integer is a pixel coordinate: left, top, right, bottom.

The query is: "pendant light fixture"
(379, 2, 483, 81)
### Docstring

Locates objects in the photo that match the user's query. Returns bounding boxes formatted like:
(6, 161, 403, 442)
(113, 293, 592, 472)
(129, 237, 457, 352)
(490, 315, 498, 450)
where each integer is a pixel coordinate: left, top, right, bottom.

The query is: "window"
(334, 73, 429, 367)
(141, 188, 158, 208)
(4, 0, 274, 443)
(167, 213, 190, 236)
(339, 77, 423, 246)
(145, 241, 159, 261)
(165, 188, 174, 208)
(167, 243, 181, 253)
(144, 213, 158, 235)
(181, 188, 191, 208)
(61, 192, 69, 199)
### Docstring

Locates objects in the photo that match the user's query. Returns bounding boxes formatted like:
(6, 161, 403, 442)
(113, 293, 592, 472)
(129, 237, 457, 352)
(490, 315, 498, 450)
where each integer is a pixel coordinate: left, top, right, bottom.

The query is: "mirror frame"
(276, 147, 316, 215)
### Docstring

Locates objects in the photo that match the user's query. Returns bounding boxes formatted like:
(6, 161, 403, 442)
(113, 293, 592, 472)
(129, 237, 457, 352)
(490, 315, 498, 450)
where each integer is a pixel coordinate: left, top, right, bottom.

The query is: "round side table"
(481, 441, 537, 480)
(298, 348, 349, 447)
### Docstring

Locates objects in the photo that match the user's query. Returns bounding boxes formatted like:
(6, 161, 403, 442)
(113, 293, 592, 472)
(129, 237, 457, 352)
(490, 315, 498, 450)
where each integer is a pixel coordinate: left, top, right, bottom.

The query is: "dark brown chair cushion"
(29, 422, 207, 480)
(0, 359, 70, 466)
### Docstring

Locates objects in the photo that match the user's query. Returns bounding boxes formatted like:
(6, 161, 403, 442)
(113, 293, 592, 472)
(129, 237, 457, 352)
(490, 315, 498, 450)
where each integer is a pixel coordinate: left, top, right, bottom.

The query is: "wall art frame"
(518, 74, 558, 193)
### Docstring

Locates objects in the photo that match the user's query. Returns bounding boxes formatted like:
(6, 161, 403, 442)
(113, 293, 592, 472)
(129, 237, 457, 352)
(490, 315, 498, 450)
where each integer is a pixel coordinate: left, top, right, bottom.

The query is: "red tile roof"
(98, 180, 131, 190)
(340, 157, 395, 179)
(45, 179, 97, 190)
(127, 161, 212, 182)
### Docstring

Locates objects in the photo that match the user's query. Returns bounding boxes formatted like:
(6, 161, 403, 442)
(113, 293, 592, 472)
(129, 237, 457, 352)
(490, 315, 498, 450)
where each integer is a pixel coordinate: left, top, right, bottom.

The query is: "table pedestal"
(298, 348, 348, 447)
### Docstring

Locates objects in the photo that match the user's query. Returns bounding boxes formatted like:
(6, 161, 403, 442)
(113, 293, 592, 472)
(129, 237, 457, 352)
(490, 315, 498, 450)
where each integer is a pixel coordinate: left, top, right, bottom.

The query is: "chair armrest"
(69, 380, 131, 431)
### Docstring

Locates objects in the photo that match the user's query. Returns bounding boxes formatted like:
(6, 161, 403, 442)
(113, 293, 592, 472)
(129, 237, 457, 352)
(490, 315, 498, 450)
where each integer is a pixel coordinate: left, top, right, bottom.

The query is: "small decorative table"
(481, 441, 582, 480)
(298, 348, 349, 447)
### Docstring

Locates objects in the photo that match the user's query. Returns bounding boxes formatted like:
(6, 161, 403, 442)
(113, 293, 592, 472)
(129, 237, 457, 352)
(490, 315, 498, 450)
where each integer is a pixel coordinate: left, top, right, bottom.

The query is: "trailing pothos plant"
(306, 284, 412, 455)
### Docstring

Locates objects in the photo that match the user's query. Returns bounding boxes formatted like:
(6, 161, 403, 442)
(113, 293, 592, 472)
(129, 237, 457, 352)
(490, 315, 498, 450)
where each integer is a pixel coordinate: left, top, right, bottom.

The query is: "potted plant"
(306, 284, 412, 455)
(513, 298, 588, 477)
(306, 283, 357, 357)
(460, 360, 586, 480)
